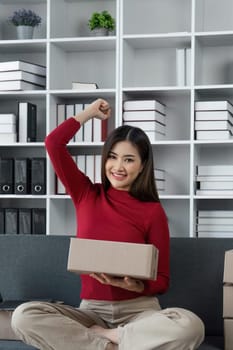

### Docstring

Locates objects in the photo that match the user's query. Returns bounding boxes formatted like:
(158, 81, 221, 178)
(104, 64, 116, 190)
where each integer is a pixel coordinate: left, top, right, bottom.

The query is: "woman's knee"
(11, 301, 43, 334)
(171, 308, 205, 348)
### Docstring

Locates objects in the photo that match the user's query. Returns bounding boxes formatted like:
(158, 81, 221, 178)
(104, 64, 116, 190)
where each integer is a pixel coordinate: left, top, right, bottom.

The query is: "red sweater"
(45, 118, 170, 301)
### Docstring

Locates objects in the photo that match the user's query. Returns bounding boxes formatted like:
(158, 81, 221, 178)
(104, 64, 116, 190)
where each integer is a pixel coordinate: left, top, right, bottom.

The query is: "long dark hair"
(101, 125, 160, 202)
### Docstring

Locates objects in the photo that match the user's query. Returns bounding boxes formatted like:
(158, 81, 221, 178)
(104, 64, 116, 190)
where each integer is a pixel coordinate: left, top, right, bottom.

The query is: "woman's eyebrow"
(123, 154, 136, 158)
(110, 151, 136, 158)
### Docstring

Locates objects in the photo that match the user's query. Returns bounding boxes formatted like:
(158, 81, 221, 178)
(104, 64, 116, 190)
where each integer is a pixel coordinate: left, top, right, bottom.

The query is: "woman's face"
(105, 141, 143, 191)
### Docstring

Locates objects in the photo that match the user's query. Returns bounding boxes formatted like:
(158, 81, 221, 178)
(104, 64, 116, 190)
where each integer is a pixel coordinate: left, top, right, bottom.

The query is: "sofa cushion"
(198, 336, 224, 349)
(0, 235, 81, 307)
(0, 340, 37, 350)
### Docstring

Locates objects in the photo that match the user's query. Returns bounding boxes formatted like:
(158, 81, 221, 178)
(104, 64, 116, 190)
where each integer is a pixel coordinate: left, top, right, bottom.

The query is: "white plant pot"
(16, 26, 34, 40)
(92, 28, 109, 36)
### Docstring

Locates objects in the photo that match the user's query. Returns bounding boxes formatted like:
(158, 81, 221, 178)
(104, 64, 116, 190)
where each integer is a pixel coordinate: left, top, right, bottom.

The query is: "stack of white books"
(122, 99, 166, 142)
(154, 168, 165, 193)
(0, 113, 17, 143)
(196, 210, 233, 238)
(194, 100, 233, 140)
(196, 165, 233, 196)
(0, 60, 46, 91)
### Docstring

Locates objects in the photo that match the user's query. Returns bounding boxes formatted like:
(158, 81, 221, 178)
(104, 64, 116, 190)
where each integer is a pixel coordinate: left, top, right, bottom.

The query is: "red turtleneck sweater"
(45, 118, 170, 301)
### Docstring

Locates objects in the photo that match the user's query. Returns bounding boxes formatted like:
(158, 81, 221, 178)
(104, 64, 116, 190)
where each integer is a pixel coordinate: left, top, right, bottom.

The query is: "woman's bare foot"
(90, 325, 119, 344)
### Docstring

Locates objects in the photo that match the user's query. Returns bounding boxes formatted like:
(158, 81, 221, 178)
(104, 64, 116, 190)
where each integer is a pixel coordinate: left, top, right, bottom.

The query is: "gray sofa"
(0, 235, 231, 350)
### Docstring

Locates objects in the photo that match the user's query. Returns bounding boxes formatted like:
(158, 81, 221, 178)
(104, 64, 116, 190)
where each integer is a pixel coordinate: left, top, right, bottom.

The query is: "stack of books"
(122, 99, 166, 142)
(0, 60, 46, 91)
(195, 100, 233, 140)
(57, 103, 107, 143)
(154, 168, 165, 193)
(196, 165, 233, 196)
(0, 113, 17, 143)
(196, 210, 233, 238)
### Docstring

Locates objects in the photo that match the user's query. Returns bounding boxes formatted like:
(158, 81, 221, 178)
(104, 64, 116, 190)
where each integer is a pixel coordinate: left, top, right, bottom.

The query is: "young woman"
(12, 99, 204, 350)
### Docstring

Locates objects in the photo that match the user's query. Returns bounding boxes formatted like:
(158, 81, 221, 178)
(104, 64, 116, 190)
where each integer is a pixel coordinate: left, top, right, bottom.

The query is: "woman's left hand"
(90, 273, 144, 293)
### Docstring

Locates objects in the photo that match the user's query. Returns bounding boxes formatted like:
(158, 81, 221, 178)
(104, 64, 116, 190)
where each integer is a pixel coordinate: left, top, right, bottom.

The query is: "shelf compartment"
(49, 198, 76, 235)
(0, 95, 46, 142)
(193, 144, 233, 197)
(153, 144, 190, 196)
(122, 89, 191, 141)
(50, 40, 116, 90)
(0, 43, 47, 90)
(194, 143, 233, 167)
(160, 198, 190, 237)
(195, 34, 233, 86)
(122, 36, 191, 87)
(50, 0, 117, 39)
(194, 198, 233, 237)
(195, 0, 233, 32)
(48, 94, 116, 140)
(123, 0, 191, 35)
(0, 1, 47, 40)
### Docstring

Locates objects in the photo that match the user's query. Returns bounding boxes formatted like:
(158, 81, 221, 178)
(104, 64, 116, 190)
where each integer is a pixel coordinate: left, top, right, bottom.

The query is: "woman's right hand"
(74, 98, 111, 124)
(86, 99, 111, 120)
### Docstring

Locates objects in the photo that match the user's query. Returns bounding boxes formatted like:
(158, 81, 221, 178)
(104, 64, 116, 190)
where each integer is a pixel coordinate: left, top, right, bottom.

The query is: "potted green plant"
(8, 8, 42, 40)
(88, 10, 115, 36)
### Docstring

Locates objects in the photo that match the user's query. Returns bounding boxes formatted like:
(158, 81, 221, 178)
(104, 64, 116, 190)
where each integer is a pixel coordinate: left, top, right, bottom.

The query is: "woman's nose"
(114, 159, 124, 170)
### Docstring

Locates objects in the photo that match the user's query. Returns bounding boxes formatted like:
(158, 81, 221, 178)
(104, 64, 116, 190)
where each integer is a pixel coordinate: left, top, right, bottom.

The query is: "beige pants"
(11, 297, 204, 350)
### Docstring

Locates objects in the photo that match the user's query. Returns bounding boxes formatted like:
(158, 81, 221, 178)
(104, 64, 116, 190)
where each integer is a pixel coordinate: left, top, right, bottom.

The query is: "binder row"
(0, 157, 46, 195)
(0, 208, 46, 235)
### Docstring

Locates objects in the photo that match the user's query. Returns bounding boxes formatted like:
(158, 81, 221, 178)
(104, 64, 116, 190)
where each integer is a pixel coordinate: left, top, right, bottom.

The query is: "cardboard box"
(67, 238, 158, 280)
(223, 250, 233, 284)
(223, 285, 233, 318)
(224, 319, 233, 350)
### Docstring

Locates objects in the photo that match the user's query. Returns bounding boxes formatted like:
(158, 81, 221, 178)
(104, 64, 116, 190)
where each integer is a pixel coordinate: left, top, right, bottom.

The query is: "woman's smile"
(111, 172, 127, 181)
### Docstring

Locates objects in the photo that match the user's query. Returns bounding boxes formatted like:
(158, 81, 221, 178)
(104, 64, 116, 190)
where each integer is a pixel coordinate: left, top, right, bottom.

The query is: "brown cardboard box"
(223, 285, 233, 318)
(224, 319, 233, 350)
(67, 238, 158, 280)
(223, 250, 233, 284)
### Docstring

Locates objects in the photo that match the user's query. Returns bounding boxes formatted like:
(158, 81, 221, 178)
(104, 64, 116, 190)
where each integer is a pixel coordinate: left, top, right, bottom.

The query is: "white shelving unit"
(0, 0, 232, 237)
